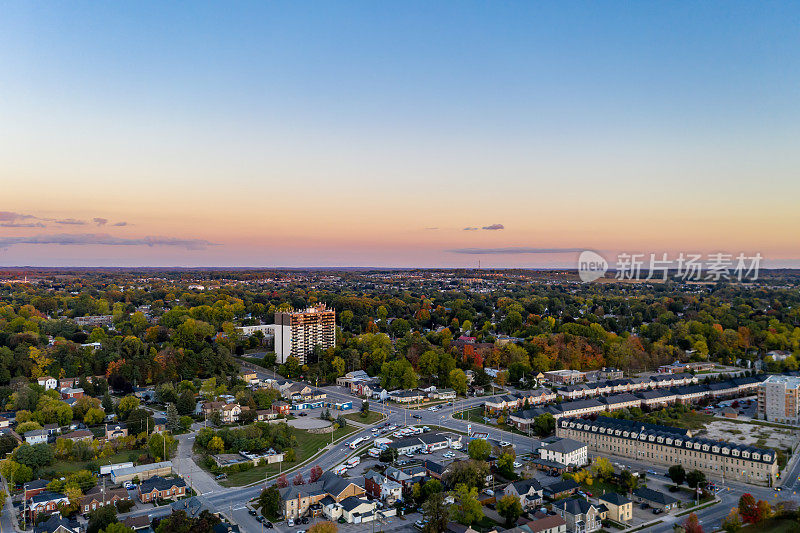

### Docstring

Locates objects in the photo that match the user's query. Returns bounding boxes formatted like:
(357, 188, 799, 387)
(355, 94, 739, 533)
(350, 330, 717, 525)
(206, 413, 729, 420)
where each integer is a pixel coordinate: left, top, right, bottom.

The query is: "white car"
(513, 462, 522, 468)
(499, 441, 511, 447)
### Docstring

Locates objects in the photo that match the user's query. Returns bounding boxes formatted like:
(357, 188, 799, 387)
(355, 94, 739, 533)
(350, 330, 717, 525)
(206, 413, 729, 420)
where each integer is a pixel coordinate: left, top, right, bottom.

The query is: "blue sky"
(1, 2, 799, 267)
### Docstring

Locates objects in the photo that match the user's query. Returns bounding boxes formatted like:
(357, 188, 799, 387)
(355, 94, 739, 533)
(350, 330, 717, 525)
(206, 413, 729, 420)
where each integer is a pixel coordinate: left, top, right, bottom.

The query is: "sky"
(1, 2, 799, 268)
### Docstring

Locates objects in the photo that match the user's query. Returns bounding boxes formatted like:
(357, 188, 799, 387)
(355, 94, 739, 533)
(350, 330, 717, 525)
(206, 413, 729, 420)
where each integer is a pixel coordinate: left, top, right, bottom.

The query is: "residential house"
(364, 470, 403, 504)
(27, 491, 70, 520)
(24, 479, 50, 500)
(430, 388, 457, 400)
(524, 515, 567, 533)
(59, 430, 93, 443)
(60, 388, 84, 400)
(111, 461, 173, 484)
(551, 498, 607, 533)
(105, 423, 128, 440)
(138, 475, 187, 503)
(272, 401, 291, 415)
(391, 390, 425, 404)
(542, 479, 579, 500)
(632, 487, 679, 512)
(80, 486, 130, 515)
(279, 470, 365, 519)
(33, 514, 79, 533)
(25, 429, 49, 445)
(0, 416, 9, 428)
(323, 495, 377, 524)
(598, 493, 632, 523)
(201, 401, 225, 418)
(256, 409, 277, 421)
(220, 403, 244, 423)
(538, 438, 588, 468)
(122, 515, 152, 531)
(503, 478, 543, 509)
(37, 376, 58, 390)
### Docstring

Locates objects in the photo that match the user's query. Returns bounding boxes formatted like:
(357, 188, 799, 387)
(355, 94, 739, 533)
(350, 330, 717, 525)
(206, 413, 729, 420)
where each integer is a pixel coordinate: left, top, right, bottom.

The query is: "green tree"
(85, 407, 106, 426)
(467, 439, 491, 461)
(101, 524, 134, 533)
(619, 469, 638, 493)
(496, 494, 523, 527)
(721, 508, 742, 533)
(449, 368, 468, 396)
(450, 483, 482, 525)
(421, 492, 450, 533)
(87, 505, 118, 533)
(258, 485, 281, 520)
(148, 433, 177, 461)
(177, 390, 196, 415)
(668, 464, 686, 486)
(686, 469, 706, 489)
(532, 413, 555, 437)
(166, 403, 180, 432)
(116, 395, 140, 419)
(379, 447, 398, 463)
(207, 436, 225, 454)
(497, 452, 516, 479)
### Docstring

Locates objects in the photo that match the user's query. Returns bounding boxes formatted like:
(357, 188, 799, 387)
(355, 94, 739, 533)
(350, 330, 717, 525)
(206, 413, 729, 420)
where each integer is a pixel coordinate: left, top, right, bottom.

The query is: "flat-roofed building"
(556, 417, 778, 485)
(274, 305, 336, 365)
(757, 375, 800, 424)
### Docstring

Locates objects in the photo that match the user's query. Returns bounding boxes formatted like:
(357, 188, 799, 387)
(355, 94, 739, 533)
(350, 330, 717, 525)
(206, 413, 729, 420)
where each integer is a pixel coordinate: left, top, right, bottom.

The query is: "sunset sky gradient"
(1, 2, 799, 267)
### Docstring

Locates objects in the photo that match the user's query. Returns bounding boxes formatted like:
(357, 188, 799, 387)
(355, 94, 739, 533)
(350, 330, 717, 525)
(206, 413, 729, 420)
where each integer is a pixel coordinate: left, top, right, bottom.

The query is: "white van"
(334, 465, 347, 475)
(346, 457, 360, 468)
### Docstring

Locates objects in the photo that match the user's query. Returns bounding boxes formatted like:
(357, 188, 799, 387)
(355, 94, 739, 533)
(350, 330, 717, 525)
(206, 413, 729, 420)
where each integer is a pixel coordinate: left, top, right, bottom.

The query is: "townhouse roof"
(140, 475, 187, 493)
(279, 470, 361, 500)
(540, 437, 585, 454)
(560, 417, 775, 463)
(633, 487, 679, 506)
(552, 497, 605, 516)
(599, 492, 631, 506)
(509, 478, 542, 494)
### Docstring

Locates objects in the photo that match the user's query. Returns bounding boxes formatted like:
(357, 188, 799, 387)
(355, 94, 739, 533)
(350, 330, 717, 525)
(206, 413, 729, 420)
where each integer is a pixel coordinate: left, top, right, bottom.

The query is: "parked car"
(215, 473, 227, 480)
(249, 509, 257, 516)
(412, 414, 421, 419)
(288, 519, 295, 527)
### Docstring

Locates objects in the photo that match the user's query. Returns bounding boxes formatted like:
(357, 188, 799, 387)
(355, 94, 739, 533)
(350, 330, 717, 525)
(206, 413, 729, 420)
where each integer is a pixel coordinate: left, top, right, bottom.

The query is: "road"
(87, 365, 800, 532)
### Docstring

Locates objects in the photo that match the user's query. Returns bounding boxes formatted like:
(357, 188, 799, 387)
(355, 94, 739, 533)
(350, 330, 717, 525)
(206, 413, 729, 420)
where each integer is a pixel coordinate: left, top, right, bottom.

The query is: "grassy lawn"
(343, 411, 386, 424)
(220, 425, 359, 487)
(473, 515, 500, 532)
(740, 518, 797, 533)
(454, 405, 487, 425)
(52, 448, 146, 475)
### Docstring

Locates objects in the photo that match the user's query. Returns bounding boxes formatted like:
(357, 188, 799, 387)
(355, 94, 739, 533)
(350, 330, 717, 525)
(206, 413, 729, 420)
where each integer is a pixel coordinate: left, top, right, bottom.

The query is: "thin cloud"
(54, 218, 87, 225)
(0, 222, 46, 228)
(448, 247, 584, 254)
(93, 217, 108, 226)
(0, 211, 37, 222)
(112, 221, 129, 227)
(482, 224, 505, 230)
(424, 227, 439, 231)
(0, 233, 216, 250)
(463, 227, 479, 231)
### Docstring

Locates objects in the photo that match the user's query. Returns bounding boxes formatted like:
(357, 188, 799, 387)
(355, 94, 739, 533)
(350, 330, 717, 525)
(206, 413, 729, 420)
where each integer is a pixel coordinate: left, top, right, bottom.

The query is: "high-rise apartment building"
(274, 304, 336, 365)
(757, 375, 800, 424)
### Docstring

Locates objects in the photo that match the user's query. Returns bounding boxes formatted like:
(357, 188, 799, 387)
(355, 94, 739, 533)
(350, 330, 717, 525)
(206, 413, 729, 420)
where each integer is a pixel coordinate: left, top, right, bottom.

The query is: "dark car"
(301, 517, 309, 524)
(653, 508, 663, 515)
(299, 412, 308, 417)
(412, 414, 421, 419)
(249, 509, 257, 516)
(265, 522, 273, 529)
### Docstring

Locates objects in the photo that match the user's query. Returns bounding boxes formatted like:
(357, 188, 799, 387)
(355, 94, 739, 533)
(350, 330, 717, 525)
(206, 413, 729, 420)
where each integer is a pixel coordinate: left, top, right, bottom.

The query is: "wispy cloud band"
(0, 233, 215, 250)
(448, 247, 584, 254)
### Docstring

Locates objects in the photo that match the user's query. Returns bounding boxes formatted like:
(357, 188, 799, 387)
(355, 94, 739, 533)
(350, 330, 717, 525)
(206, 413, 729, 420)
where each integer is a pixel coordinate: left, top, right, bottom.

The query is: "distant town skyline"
(2, 2, 799, 267)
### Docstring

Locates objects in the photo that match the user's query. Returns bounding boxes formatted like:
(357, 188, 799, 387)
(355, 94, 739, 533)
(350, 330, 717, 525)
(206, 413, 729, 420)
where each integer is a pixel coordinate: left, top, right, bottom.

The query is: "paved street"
(95, 366, 800, 532)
